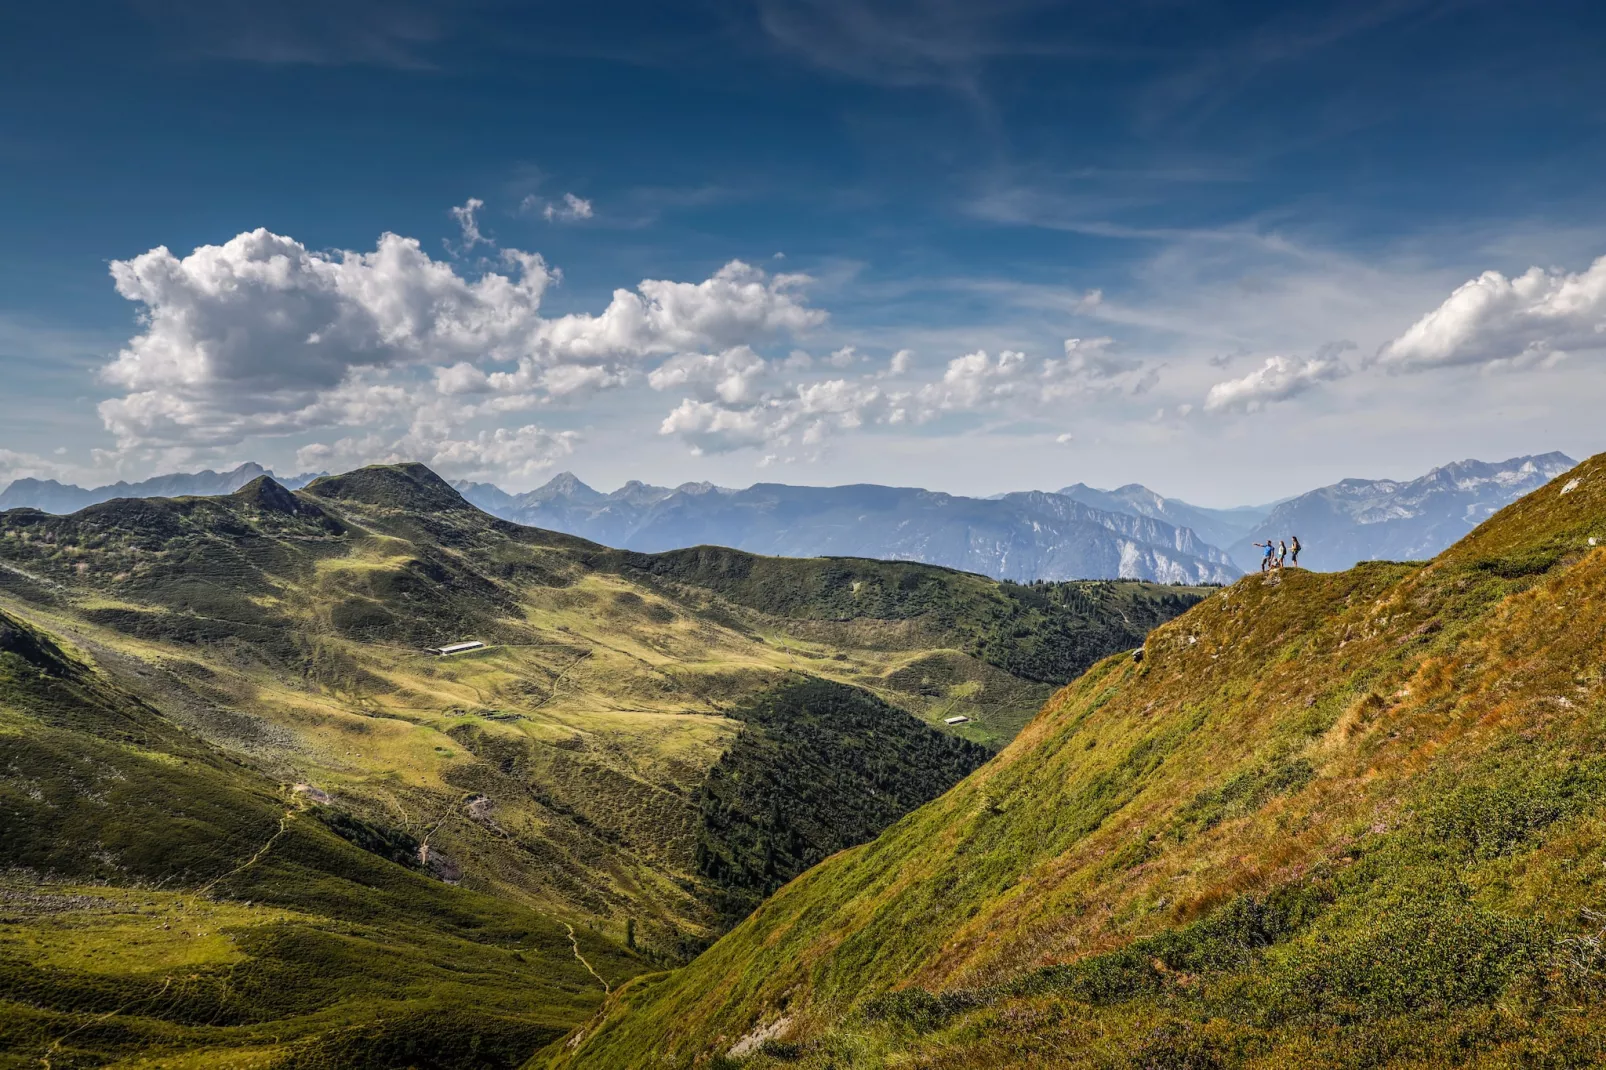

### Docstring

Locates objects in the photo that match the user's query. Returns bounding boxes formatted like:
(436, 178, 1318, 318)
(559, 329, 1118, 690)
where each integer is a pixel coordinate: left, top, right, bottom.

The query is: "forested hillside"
(544, 452, 1606, 1069)
(694, 678, 990, 923)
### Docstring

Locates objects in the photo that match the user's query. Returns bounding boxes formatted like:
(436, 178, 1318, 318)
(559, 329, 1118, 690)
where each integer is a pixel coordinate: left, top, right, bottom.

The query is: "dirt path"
(194, 805, 297, 898)
(419, 791, 475, 851)
(529, 649, 592, 712)
(1, 561, 63, 590)
(563, 922, 611, 994)
(41, 976, 173, 1069)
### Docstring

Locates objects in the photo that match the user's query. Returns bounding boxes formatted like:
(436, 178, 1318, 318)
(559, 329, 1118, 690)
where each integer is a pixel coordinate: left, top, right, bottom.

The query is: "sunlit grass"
(543, 454, 1606, 1069)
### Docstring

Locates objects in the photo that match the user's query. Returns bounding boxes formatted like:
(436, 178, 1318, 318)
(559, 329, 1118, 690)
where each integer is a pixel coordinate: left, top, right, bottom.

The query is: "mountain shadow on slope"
(302, 462, 478, 513)
(694, 677, 990, 925)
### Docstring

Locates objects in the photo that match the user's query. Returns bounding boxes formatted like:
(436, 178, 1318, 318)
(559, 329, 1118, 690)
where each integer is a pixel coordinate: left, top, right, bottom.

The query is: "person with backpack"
(1289, 535, 1301, 568)
(1277, 539, 1288, 569)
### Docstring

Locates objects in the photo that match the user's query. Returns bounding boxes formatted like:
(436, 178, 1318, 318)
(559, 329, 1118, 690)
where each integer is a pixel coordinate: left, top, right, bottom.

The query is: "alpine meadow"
(4, 2, 1606, 1067)
(0, 464, 1200, 1065)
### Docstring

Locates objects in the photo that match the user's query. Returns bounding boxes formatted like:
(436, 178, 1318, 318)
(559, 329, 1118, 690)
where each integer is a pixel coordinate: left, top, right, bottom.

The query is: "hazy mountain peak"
(1230, 452, 1577, 571)
(0, 461, 325, 514)
(465, 476, 1241, 584)
(1055, 482, 1269, 550)
(609, 480, 675, 506)
(529, 470, 603, 504)
(673, 481, 728, 496)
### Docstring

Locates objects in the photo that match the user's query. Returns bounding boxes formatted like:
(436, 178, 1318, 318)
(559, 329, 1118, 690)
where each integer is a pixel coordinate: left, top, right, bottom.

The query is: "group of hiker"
(1254, 535, 1301, 572)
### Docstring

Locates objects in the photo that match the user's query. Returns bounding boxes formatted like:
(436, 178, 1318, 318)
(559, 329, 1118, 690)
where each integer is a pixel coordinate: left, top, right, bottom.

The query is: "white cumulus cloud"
(96, 228, 828, 466)
(916, 339, 1149, 418)
(919, 349, 1032, 413)
(0, 448, 76, 486)
(99, 228, 553, 448)
(1203, 355, 1347, 413)
(537, 260, 823, 365)
(1376, 255, 1606, 371)
(658, 399, 775, 455)
(647, 346, 770, 404)
(656, 375, 889, 456)
(543, 193, 594, 222)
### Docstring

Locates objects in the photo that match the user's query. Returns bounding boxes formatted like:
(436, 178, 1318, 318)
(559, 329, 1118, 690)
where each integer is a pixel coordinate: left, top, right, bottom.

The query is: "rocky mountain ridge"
(1227, 451, 1576, 571)
(0, 461, 326, 513)
(456, 476, 1241, 586)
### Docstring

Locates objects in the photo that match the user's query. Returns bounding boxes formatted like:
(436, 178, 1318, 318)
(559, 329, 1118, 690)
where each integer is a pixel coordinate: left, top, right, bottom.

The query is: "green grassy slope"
(543, 453, 1606, 1068)
(0, 464, 1202, 967)
(595, 545, 1201, 687)
(0, 607, 641, 1069)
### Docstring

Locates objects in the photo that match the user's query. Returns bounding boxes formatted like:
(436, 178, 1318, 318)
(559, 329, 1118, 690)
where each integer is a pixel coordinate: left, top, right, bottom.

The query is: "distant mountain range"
(1227, 452, 1577, 572)
(0, 462, 325, 513)
(1, 452, 1579, 582)
(1054, 482, 1273, 550)
(453, 477, 1242, 585)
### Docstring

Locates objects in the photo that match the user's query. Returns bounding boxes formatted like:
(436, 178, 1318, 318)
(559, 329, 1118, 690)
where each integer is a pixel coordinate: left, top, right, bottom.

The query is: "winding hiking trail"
(194, 806, 298, 898)
(41, 977, 173, 1069)
(40, 796, 304, 1066)
(563, 923, 611, 994)
(529, 649, 593, 712)
(419, 791, 476, 853)
(0, 561, 63, 590)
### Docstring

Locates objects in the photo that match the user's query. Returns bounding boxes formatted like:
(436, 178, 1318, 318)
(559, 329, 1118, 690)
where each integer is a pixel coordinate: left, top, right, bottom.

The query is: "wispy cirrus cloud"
(752, 0, 1078, 92)
(131, 0, 448, 68)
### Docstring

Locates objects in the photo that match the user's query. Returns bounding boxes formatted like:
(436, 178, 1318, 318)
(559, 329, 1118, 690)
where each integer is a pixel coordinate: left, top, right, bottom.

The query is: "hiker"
(1256, 541, 1274, 572)
(1277, 539, 1288, 569)
(1289, 535, 1301, 568)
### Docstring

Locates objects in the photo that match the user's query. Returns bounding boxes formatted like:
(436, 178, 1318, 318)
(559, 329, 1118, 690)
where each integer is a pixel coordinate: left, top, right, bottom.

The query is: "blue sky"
(2, 0, 1604, 503)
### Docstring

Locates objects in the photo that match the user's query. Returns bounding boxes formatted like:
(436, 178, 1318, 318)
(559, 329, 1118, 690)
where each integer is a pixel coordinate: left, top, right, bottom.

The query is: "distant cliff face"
(1229, 452, 1577, 571)
(1055, 481, 1270, 550)
(456, 476, 1243, 585)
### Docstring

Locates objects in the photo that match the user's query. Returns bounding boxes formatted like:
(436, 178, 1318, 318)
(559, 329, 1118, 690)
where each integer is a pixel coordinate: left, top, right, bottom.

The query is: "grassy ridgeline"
(543, 454, 1606, 1068)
